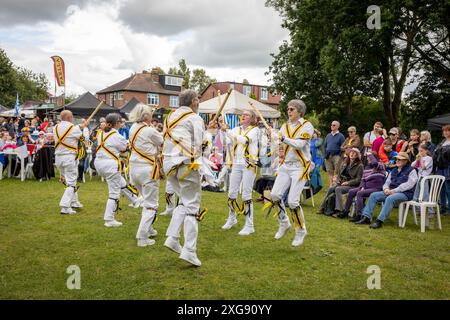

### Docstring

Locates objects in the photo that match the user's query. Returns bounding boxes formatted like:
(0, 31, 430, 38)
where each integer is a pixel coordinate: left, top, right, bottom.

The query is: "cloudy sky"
(0, 0, 289, 97)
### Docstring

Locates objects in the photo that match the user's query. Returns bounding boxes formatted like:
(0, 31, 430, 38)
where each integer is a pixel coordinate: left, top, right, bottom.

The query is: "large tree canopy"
(266, 0, 449, 130)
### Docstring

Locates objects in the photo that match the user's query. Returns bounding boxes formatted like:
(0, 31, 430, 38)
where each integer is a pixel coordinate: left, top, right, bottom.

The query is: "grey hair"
(243, 110, 258, 126)
(104, 113, 122, 132)
(288, 99, 307, 117)
(420, 130, 431, 142)
(129, 103, 153, 123)
(179, 89, 198, 107)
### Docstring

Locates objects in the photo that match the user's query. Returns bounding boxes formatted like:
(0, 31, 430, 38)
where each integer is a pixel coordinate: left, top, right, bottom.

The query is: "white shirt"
(129, 123, 163, 165)
(225, 125, 260, 165)
(280, 118, 314, 164)
(53, 121, 82, 156)
(95, 128, 128, 160)
(162, 106, 205, 172)
(414, 155, 433, 178)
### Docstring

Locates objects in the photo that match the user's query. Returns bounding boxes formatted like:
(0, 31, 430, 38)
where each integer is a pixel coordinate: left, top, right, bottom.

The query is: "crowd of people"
(1, 92, 449, 268)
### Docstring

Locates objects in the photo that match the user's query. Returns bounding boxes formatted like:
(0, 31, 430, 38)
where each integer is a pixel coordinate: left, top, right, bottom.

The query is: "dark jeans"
(344, 187, 379, 214)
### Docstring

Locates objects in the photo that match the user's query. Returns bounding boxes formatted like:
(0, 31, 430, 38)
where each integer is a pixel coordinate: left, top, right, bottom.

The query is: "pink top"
(372, 136, 385, 155)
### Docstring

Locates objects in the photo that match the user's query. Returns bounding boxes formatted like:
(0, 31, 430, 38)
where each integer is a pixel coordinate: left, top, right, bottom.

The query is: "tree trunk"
(380, 56, 394, 127)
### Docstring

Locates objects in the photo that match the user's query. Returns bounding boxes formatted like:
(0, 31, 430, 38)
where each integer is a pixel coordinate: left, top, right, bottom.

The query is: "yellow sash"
(281, 121, 311, 180)
(55, 124, 77, 152)
(232, 126, 256, 169)
(128, 124, 161, 180)
(96, 131, 122, 172)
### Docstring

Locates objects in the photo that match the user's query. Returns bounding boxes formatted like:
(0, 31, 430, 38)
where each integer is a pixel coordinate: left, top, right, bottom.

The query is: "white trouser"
(95, 158, 137, 221)
(55, 154, 79, 208)
(164, 179, 176, 214)
(130, 164, 160, 239)
(271, 162, 307, 230)
(165, 166, 201, 253)
(226, 164, 256, 227)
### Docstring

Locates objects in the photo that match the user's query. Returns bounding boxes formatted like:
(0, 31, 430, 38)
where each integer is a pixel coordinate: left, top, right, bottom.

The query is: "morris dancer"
(128, 104, 164, 247)
(54, 110, 89, 214)
(163, 89, 206, 267)
(265, 100, 314, 247)
(220, 111, 260, 235)
(94, 113, 141, 227)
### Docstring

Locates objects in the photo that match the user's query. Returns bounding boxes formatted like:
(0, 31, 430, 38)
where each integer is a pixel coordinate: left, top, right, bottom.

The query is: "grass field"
(0, 174, 449, 300)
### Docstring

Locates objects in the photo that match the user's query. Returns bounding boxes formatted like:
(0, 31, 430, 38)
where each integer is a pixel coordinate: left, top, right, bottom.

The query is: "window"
(116, 91, 123, 100)
(147, 93, 159, 106)
(260, 87, 268, 100)
(169, 95, 179, 108)
(165, 76, 183, 87)
(243, 85, 252, 96)
(109, 94, 114, 106)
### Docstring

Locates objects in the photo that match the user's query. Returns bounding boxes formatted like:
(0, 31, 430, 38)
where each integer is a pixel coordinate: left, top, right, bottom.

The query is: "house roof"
(120, 97, 141, 113)
(97, 72, 181, 95)
(54, 92, 126, 118)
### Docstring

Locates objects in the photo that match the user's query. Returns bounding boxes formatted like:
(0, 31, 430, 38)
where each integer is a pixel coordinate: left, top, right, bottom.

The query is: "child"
(412, 143, 434, 217)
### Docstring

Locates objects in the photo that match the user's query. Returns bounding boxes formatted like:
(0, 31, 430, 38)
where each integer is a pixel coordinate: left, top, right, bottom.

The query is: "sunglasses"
(331, 124, 337, 127)
(287, 108, 296, 112)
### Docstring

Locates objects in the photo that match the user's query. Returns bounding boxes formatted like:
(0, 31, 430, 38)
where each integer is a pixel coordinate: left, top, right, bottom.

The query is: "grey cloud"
(119, 0, 288, 68)
(0, 0, 107, 26)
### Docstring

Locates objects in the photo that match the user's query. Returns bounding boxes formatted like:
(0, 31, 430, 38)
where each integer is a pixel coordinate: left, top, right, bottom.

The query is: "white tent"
(199, 90, 280, 118)
(0, 108, 35, 118)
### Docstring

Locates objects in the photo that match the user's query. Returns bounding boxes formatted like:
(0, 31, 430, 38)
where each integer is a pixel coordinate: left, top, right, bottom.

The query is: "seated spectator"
(378, 138, 397, 171)
(412, 143, 434, 214)
(341, 126, 362, 157)
(420, 130, 436, 155)
(401, 129, 420, 161)
(433, 125, 450, 215)
(354, 152, 418, 229)
(318, 148, 363, 216)
(209, 146, 223, 172)
(387, 127, 405, 152)
(336, 153, 386, 220)
(371, 127, 385, 157)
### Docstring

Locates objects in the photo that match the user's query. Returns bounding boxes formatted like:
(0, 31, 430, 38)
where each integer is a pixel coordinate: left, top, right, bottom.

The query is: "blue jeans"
(440, 180, 450, 213)
(362, 191, 409, 222)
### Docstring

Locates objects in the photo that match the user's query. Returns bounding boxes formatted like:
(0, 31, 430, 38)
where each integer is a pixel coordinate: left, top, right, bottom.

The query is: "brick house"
(200, 82, 281, 109)
(96, 68, 183, 109)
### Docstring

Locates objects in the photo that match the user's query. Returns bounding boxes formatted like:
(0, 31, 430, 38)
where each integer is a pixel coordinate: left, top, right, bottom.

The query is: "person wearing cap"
(318, 148, 363, 216)
(387, 128, 405, 153)
(355, 151, 418, 229)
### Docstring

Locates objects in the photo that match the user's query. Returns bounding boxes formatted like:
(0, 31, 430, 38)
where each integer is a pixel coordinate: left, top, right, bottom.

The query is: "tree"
(0, 48, 49, 108)
(178, 59, 191, 89)
(0, 48, 18, 107)
(190, 68, 216, 94)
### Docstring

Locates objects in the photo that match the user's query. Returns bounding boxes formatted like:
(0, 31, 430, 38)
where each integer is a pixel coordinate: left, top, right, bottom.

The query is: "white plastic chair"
(398, 175, 445, 232)
(300, 184, 315, 207)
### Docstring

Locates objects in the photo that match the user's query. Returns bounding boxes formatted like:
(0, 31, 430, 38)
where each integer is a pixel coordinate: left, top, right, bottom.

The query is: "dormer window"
(165, 76, 183, 87)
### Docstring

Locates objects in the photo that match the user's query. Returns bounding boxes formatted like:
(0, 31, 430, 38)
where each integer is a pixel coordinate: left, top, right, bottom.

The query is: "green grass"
(0, 174, 449, 300)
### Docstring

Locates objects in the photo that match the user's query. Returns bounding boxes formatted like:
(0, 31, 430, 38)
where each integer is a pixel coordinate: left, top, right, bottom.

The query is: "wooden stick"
(248, 101, 271, 131)
(86, 100, 105, 123)
(211, 88, 232, 124)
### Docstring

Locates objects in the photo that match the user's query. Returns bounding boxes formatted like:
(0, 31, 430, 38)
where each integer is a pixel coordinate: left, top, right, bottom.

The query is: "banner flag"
(51, 56, 65, 87)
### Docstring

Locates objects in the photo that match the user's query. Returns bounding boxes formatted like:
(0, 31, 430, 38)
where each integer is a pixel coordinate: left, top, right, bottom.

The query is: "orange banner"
(51, 56, 65, 87)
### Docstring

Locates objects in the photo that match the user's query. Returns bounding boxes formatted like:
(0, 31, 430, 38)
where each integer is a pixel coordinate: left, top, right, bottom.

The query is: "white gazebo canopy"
(199, 90, 280, 118)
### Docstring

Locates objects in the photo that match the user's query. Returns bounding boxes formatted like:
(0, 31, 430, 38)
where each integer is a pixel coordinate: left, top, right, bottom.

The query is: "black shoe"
(349, 214, 361, 222)
(324, 211, 334, 216)
(336, 210, 349, 219)
(354, 216, 371, 225)
(316, 208, 325, 215)
(370, 219, 383, 229)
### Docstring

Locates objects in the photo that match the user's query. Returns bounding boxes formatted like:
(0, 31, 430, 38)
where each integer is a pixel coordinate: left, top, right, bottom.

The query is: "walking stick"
(210, 88, 232, 124)
(86, 100, 105, 124)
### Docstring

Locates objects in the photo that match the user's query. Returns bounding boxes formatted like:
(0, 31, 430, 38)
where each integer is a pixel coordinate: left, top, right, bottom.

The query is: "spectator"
(341, 126, 362, 156)
(6, 118, 16, 138)
(17, 113, 26, 132)
(378, 138, 397, 170)
(420, 130, 436, 155)
(318, 148, 363, 216)
(118, 118, 130, 139)
(209, 146, 223, 172)
(412, 143, 434, 214)
(338, 153, 386, 220)
(363, 121, 383, 157)
(324, 120, 345, 186)
(371, 127, 385, 157)
(433, 124, 450, 215)
(401, 129, 420, 161)
(387, 127, 405, 152)
(40, 117, 49, 132)
(355, 152, 418, 229)
(311, 129, 324, 169)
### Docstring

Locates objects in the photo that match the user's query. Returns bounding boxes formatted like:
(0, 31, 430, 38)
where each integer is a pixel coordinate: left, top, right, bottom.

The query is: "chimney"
(150, 67, 161, 82)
